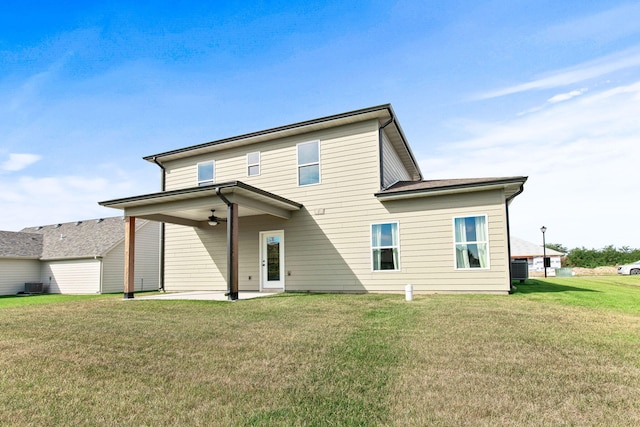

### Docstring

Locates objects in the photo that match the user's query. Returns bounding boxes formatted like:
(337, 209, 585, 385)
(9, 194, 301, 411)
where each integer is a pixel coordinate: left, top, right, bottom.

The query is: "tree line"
(546, 244, 640, 268)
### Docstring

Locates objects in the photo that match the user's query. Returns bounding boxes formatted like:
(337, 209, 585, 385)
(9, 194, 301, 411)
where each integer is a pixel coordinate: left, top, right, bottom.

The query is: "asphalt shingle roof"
(0, 231, 43, 258)
(17, 216, 143, 260)
(510, 236, 564, 257)
(378, 177, 526, 194)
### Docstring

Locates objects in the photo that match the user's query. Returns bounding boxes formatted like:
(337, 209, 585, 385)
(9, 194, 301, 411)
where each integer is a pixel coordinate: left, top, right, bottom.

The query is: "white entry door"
(260, 230, 284, 290)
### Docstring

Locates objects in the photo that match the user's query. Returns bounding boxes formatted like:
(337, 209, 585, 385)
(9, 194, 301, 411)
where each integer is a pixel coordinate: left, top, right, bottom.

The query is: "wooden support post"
(124, 216, 136, 299)
(227, 203, 239, 300)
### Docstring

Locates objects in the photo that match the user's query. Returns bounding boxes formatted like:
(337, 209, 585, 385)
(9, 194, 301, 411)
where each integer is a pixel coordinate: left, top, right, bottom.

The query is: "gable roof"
(19, 217, 147, 260)
(0, 231, 43, 259)
(143, 104, 422, 181)
(376, 177, 527, 200)
(510, 236, 565, 257)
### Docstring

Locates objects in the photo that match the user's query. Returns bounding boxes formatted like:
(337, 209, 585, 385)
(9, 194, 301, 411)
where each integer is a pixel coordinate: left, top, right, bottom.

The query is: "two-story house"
(100, 104, 526, 299)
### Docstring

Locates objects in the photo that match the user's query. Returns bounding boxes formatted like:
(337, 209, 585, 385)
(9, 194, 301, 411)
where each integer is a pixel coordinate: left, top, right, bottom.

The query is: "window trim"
(247, 151, 260, 177)
(452, 214, 490, 270)
(197, 160, 215, 186)
(297, 140, 321, 187)
(370, 221, 401, 272)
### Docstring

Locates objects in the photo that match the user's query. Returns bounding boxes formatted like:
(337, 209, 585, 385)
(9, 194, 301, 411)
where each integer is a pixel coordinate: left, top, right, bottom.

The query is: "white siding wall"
(0, 259, 41, 295)
(41, 259, 101, 294)
(162, 119, 512, 294)
(381, 132, 411, 187)
(102, 221, 160, 293)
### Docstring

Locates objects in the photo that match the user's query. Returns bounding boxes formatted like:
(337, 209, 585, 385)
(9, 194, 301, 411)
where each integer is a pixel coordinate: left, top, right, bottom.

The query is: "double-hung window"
(454, 215, 489, 269)
(247, 151, 260, 176)
(197, 160, 215, 186)
(297, 141, 320, 186)
(371, 222, 400, 271)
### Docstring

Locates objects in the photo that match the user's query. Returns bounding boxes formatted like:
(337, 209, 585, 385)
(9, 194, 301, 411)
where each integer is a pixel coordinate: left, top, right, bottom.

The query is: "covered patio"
(99, 181, 302, 300)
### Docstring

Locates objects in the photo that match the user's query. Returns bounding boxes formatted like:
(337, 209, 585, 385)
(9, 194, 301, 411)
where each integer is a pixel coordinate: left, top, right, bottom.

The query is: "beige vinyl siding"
(164, 224, 227, 291)
(102, 222, 160, 293)
(161, 118, 512, 294)
(162, 120, 380, 197)
(381, 132, 411, 187)
(163, 120, 382, 292)
(41, 259, 101, 294)
(0, 259, 41, 295)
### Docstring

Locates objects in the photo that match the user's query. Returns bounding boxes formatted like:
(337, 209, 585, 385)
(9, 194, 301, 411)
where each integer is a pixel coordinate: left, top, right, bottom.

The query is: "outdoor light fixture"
(208, 209, 226, 227)
(540, 225, 547, 278)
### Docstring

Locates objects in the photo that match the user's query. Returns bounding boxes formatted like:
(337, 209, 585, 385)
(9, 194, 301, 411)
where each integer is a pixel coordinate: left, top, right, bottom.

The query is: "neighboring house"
(100, 104, 527, 298)
(510, 236, 564, 275)
(0, 217, 159, 295)
(0, 231, 43, 295)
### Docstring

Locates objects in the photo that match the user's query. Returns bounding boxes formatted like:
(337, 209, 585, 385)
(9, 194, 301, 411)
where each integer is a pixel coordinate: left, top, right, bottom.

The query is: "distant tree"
(564, 245, 640, 267)
(545, 243, 567, 253)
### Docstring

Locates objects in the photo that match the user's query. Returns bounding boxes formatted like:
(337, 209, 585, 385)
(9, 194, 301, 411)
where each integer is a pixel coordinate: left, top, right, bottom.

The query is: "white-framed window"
(454, 215, 490, 269)
(371, 222, 400, 271)
(247, 151, 260, 176)
(297, 140, 320, 186)
(197, 160, 215, 186)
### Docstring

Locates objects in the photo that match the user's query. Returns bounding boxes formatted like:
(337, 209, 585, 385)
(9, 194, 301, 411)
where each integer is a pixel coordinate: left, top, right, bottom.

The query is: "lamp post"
(540, 226, 547, 278)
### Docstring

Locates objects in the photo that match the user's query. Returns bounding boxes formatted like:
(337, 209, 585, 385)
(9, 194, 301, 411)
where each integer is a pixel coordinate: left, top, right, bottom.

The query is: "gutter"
(378, 116, 394, 190)
(505, 183, 525, 294)
(152, 156, 166, 292)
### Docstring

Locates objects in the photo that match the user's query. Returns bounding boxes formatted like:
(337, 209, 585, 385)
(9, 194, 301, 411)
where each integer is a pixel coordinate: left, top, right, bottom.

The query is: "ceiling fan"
(207, 209, 227, 226)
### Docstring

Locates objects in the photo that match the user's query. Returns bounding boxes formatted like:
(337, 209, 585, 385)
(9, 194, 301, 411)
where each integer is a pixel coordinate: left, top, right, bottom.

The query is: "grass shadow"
(512, 279, 600, 294)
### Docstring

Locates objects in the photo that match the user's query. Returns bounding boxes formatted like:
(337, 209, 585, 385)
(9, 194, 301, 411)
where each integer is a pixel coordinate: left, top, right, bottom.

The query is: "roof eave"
(40, 255, 103, 261)
(375, 178, 527, 201)
(0, 255, 41, 260)
(143, 104, 395, 163)
(382, 104, 422, 181)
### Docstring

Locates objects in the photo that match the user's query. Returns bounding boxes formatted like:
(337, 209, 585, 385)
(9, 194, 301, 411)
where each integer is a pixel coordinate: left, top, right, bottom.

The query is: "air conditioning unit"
(24, 282, 44, 294)
(511, 260, 529, 283)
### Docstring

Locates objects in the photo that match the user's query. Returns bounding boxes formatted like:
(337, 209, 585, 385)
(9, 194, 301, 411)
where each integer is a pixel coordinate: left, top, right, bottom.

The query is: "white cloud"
(476, 46, 640, 100)
(0, 153, 42, 171)
(0, 170, 156, 231)
(421, 80, 640, 249)
(547, 88, 587, 104)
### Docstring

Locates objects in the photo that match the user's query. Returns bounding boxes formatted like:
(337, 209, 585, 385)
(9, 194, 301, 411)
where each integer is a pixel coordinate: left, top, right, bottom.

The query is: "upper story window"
(371, 222, 400, 271)
(454, 215, 489, 269)
(297, 140, 320, 186)
(197, 160, 215, 186)
(247, 151, 260, 176)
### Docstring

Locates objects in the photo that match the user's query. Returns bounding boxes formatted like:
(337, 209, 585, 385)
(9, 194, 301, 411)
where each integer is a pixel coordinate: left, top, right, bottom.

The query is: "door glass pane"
(267, 236, 280, 281)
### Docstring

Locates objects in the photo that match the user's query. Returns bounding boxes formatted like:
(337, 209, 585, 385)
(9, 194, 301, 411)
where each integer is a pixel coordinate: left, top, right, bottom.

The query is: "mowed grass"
(0, 277, 639, 426)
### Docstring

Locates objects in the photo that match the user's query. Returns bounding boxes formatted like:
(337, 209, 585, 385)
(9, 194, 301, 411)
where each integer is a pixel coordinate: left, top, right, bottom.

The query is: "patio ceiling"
(99, 180, 303, 227)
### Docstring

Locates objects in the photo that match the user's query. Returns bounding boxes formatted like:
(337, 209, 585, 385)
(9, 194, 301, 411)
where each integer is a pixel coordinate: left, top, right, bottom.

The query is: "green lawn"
(1, 276, 639, 426)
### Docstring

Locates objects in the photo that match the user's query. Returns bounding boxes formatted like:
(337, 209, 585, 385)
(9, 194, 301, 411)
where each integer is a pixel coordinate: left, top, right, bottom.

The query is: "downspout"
(152, 156, 166, 292)
(98, 255, 104, 294)
(378, 115, 394, 190)
(216, 187, 238, 301)
(505, 184, 525, 293)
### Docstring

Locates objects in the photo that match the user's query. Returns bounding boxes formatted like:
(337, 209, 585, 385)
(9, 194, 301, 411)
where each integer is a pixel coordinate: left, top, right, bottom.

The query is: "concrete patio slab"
(135, 291, 280, 301)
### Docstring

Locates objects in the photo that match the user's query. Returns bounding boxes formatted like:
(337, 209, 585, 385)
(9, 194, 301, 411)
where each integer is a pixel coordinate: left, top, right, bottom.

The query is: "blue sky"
(1, 0, 639, 249)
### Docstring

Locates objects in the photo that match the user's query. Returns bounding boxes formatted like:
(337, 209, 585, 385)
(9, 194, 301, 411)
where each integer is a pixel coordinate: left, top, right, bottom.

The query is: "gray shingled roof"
(511, 236, 564, 257)
(18, 216, 146, 260)
(0, 231, 43, 258)
(378, 177, 526, 194)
